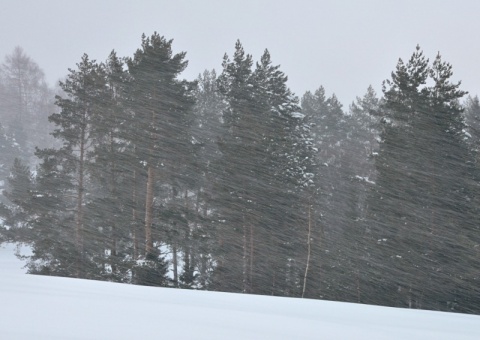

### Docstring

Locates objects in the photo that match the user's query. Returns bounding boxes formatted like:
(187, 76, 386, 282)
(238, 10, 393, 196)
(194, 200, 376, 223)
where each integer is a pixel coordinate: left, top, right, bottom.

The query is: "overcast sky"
(1, 0, 480, 106)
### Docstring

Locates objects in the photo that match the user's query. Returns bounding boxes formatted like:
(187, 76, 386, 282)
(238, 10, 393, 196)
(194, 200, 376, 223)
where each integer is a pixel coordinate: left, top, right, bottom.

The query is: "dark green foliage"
(364, 47, 480, 313)
(134, 254, 169, 287)
(86, 51, 134, 282)
(212, 42, 312, 295)
(126, 33, 195, 270)
(126, 32, 195, 170)
(0, 158, 33, 243)
(24, 148, 78, 276)
(1, 39, 479, 315)
(300, 87, 349, 299)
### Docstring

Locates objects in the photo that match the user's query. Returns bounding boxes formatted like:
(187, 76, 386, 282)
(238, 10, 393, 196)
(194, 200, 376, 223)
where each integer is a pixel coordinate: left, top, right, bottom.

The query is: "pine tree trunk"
(173, 242, 178, 286)
(145, 97, 157, 260)
(356, 268, 361, 303)
(132, 168, 138, 260)
(131, 168, 138, 283)
(145, 165, 155, 259)
(75, 122, 86, 277)
(200, 190, 208, 288)
(243, 217, 248, 293)
(302, 203, 312, 298)
(110, 131, 117, 275)
(249, 224, 254, 293)
(184, 189, 192, 286)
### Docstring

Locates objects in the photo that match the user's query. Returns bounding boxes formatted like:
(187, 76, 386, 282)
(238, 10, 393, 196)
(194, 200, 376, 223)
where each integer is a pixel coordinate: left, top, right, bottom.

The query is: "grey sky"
(1, 0, 479, 106)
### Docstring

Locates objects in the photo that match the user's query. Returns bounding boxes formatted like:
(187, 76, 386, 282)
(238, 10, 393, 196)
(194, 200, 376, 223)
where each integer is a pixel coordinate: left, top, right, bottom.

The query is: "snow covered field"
(1, 243, 479, 339)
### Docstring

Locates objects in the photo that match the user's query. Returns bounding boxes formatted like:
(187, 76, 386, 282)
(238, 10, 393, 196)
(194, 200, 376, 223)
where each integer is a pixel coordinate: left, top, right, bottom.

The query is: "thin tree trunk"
(145, 98, 157, 260)
(172, 242, 178, 286)
(200, 190, 208, 288)
(145, 165, 155, 258)
(184, 251, 190, 285)
(243, 218, 248, 293)
(271, 269, 276, 296)
(302, 203, 312, 298)
(75, 123, 86, 277)
(131, 167, 139, 283)
(132, 168, 138, 260)
(110, 131, 117, 275)
(249, 224, 254, 293)
(184, 189, 192, 286)
(356, 268, 361, 303)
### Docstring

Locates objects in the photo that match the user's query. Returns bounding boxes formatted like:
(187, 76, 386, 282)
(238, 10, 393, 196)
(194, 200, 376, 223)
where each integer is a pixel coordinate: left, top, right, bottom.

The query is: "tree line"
(1, 34, 479, 314)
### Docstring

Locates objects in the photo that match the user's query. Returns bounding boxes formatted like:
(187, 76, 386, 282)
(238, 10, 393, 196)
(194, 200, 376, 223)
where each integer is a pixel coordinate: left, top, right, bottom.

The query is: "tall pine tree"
(364, 47, 480, 313)
(127, 32, 195, 285)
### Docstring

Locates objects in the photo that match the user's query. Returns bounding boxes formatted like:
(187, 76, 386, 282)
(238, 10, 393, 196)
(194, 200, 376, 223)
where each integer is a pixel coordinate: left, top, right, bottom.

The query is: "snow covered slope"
(1, 244, 479, 340)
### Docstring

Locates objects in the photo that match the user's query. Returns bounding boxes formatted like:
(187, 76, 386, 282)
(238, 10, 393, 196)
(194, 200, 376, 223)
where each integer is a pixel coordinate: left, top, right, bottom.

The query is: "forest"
(1, 32, 479, 314)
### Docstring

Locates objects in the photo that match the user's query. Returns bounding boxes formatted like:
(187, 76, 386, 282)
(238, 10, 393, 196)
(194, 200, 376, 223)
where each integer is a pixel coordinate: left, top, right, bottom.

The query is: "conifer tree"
(26, 147, 77, 276)
(0, 158, 33, 242)
(87, 51, 133, 282)
(212, 41, 255, 292)
(127, 32, 195, 285)
(333, 86, 380, 302)
(187, 70, 226, 289)
(365, 47, 479, 312)
(41, 54, 106, 277)
(214, 42, 308, 295)
(300, 86, 347, 299)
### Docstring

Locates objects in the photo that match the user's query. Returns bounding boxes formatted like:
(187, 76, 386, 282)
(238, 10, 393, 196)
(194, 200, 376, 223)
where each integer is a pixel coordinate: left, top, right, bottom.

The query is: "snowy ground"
(1, 243, 479, 339)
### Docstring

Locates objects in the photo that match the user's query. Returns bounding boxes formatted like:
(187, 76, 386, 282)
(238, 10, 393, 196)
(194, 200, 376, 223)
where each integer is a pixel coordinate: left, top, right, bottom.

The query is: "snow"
(463, 129, 472, 138)
(291, 112, 305, 119)
(354, 175, 376, 185)
(1, 243, 479, 339)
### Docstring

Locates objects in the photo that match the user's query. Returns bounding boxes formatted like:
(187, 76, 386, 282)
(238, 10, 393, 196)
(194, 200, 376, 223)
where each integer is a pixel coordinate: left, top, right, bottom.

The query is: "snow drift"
(1, 243, 479, 339)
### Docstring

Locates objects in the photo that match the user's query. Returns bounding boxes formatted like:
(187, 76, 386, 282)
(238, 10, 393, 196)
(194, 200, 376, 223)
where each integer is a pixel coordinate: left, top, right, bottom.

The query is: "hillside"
(1, 243, 479, 339)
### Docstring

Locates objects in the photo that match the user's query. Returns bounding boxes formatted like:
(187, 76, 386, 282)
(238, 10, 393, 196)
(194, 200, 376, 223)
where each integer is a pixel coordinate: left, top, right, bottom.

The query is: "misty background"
(2, 0, 480, 103)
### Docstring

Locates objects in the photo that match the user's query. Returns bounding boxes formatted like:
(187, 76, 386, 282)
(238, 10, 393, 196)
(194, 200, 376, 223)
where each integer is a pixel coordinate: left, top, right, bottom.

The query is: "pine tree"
(424, 53, 479, 312)
(364, 47, 480, 312)
(86, 51, 133, 282)
(300, 86, 348, 299)
(41, 54, 106, 278)
(187, 70, 226, 289)
(127, 32, 195, 286)
(0, 158, 33, 243)
(331, 86, 380, 302)
(250, 49, 307, 296)
(211, 41, 255, 292)
(26, 147, 77, 276)
(350, 85, 381, 118)
(213, 42, 307, 295)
